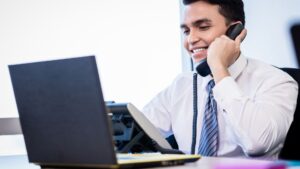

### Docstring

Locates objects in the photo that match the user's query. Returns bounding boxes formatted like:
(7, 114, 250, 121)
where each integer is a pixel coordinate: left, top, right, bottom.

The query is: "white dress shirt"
(142, 54, 298, 159)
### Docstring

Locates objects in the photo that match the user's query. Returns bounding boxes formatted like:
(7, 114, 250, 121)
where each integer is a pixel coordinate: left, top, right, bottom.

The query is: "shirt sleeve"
(213, 76, 298, 156)
(142, 86, 173, 137)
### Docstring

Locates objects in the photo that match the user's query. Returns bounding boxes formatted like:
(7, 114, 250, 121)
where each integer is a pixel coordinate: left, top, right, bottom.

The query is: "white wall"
(0, 0, 181, 155)
(180, 0, 300, 70)
(242, 0, 300, 68)
(0, 0, 182, 118)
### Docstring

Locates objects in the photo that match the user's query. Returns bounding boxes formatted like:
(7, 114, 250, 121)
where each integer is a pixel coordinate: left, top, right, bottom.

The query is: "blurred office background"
(0, 0, 299, 155)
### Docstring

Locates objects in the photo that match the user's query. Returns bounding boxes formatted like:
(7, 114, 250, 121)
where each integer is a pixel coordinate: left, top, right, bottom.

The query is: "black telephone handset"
(195, 23, 244, 76)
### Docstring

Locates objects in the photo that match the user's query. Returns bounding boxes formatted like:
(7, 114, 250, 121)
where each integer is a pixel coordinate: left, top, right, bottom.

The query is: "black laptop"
(8, 56, 200, 168)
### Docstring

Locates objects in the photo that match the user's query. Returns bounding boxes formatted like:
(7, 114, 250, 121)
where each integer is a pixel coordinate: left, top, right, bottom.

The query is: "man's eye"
(199, 26, 210, 30)
(183, 30, 190, 35)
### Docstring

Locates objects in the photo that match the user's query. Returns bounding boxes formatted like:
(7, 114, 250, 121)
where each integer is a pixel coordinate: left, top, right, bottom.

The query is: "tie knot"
(206, 80, 215, 92)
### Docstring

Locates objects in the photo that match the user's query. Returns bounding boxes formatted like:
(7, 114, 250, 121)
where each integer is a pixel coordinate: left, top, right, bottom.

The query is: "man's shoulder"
(246, 58, 296, 82)
(172, 71, 194, 82)
(168, 72, 193, 89)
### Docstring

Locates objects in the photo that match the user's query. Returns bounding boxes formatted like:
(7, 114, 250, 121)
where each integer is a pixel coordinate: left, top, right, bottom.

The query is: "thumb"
(235, 28, 247, 44)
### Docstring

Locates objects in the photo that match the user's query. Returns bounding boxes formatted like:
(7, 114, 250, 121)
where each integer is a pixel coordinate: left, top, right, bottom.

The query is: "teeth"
(193, 48, 206, 53)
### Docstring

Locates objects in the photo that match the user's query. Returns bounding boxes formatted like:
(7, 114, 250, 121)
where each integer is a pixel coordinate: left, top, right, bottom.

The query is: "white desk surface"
(1, 155, 300, 169)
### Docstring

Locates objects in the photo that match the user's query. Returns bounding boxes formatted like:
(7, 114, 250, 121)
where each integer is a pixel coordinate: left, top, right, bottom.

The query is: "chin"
(192, 57, 207, 63)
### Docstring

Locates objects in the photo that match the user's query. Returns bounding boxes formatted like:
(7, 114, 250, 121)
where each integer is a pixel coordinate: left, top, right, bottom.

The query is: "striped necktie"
(198, 79, 219, 156)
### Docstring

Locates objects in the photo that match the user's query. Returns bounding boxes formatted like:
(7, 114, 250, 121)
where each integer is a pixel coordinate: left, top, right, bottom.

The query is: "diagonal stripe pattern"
(198, 79, 219, 156)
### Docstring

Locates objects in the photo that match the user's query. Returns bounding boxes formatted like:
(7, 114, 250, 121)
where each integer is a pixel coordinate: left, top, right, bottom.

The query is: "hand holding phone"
(196, 23, 244, 76)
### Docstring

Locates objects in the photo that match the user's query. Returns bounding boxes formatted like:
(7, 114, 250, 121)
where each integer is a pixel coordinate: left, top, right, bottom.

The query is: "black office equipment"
(291, 24, 300, 67)
(279, 23, 300, 160)
(9, 56, 199, 168)
(107, 102, 183, 154)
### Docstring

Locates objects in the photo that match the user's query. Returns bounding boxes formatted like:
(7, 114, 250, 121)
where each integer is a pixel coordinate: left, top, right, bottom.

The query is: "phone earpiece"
(226, 23, 244, 40)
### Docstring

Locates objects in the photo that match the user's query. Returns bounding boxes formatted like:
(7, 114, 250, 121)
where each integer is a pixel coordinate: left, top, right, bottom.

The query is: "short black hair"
(182, 0, 245, 25)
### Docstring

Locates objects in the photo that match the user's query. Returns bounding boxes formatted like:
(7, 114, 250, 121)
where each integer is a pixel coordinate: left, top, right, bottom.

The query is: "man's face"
(181, 1, 229, 63)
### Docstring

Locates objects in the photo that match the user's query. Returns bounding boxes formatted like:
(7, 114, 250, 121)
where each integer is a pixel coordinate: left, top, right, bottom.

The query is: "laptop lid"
(9, 56, 200, 168)
(9, 56, 118, 168)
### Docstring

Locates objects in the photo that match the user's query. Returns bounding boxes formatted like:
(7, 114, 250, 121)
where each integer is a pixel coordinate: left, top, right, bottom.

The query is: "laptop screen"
(9, 56, 117, 166)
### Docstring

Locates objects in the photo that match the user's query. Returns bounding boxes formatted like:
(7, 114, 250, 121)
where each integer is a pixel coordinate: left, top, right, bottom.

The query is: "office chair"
(291, 24, 300, 67)
(279, 68, 300, 160)
(0, 118, 22, 135)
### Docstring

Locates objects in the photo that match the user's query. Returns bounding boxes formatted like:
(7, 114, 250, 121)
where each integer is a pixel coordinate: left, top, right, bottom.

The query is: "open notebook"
(8, 56, 200, 168)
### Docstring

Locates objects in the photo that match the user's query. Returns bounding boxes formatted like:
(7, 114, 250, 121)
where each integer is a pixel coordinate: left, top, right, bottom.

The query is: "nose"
(187, 30, 200, 45)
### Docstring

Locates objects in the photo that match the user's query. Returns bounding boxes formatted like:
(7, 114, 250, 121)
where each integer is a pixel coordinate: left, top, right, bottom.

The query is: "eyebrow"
(180, 18, 212, 29)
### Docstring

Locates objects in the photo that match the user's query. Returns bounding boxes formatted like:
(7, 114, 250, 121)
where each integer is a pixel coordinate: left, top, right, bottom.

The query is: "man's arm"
(142, 85, 173, 137)
(213, 74, 298, 156)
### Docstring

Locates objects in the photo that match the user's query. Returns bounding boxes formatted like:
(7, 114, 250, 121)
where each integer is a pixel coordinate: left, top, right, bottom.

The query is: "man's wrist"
(211, 65, 230, 83)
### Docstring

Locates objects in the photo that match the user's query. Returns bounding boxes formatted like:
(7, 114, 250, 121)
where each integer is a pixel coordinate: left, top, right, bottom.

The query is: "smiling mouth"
(191, 47, 208, 54)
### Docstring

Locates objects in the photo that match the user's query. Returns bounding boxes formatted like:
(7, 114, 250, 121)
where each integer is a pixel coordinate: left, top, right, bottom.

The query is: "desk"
(1, 155, 300, 169)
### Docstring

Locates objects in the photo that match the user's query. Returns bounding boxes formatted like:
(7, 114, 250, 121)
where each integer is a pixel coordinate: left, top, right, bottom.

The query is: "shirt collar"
(227, 53, 247, 80)
(196, 53, 247, 90)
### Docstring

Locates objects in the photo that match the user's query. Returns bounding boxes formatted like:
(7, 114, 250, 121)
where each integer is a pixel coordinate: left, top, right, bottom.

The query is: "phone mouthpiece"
(195, 59, 211, 77)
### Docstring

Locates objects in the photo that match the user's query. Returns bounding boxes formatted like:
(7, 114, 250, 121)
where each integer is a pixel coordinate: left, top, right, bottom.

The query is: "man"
(142, 0, 298, 159)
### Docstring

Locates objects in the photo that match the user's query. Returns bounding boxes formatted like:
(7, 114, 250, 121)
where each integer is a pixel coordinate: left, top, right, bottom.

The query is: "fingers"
(235, 28, 247, 44)
(214, 28, 247, 46)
